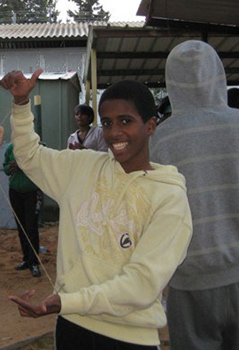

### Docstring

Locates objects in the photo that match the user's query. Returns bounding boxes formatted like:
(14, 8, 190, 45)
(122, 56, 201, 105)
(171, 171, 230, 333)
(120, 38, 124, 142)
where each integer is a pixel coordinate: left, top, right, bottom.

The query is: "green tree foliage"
(68, 0, 110, 22)
(0, 0, 59, 24)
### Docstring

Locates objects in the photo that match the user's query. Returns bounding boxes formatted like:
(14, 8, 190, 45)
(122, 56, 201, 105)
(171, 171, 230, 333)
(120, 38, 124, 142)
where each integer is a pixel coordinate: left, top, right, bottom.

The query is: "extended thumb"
(30, 69, 43, 86)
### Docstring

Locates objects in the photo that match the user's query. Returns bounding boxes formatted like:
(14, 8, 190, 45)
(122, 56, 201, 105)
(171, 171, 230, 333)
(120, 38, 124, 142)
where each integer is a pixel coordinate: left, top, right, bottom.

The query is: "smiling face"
(100, 99, 156, 173)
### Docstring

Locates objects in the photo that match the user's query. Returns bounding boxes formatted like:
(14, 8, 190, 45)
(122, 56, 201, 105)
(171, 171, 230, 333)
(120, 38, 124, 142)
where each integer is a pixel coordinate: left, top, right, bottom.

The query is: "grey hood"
(166, 40, 227, 113)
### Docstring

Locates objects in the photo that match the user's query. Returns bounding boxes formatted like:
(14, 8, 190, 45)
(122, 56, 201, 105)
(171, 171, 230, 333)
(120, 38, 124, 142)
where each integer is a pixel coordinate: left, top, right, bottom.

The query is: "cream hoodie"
(11, 103, 192, 346)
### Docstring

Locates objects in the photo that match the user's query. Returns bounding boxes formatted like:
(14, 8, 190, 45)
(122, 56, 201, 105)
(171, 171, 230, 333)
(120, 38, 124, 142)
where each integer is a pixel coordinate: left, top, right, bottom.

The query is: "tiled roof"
(0, 21, 144, 40)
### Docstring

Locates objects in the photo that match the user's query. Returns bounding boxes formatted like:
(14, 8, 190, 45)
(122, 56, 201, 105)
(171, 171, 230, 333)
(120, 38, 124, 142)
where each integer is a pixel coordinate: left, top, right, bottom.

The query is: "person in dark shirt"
(3, 143, 42, 277)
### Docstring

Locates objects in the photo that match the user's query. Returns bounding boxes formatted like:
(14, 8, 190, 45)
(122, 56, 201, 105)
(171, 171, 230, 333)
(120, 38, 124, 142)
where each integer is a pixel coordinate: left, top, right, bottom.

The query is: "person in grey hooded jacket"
(150, 40, 239, 350)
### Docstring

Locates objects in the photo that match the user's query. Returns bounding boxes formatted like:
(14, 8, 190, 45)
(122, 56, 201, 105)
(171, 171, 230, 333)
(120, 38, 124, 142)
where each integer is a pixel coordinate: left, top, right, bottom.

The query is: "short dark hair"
(98, 80, 156, 123)
(75, 104, 94, 124)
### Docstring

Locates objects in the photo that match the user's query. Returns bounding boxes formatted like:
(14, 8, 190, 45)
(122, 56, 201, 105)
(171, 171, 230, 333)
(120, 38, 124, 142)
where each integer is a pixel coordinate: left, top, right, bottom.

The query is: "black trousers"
(55, 316, 159, 350)
(9, 188, 42, 266)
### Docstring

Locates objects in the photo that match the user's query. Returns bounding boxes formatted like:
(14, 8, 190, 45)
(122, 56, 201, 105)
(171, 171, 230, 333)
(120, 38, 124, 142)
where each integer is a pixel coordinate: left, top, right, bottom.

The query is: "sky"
(56, 0, 145, 22)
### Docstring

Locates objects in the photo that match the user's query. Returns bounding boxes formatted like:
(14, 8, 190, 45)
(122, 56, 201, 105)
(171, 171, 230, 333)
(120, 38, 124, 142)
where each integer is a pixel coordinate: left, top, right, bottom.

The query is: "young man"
(150, 40, 239, 350)
(1, 70, 192, 350)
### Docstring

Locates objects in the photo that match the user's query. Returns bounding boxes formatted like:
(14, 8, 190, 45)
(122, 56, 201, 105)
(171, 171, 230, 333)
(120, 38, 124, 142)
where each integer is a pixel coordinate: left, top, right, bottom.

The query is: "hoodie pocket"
(56, 253, 122, 293)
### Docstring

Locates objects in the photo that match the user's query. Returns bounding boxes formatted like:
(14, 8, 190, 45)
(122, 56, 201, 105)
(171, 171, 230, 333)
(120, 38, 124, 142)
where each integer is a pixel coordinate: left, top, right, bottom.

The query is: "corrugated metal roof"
(138, 0, 239, 33)
(84, 25, 239, 89)
(0, 21, 144, 40)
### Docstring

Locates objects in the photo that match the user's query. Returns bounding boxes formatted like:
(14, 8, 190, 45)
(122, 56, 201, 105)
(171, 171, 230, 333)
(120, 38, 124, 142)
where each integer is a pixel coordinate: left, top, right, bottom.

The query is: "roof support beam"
(97, 68, 165, 76)
(91, 48, 98, 125)
(85, 79, 90, 105)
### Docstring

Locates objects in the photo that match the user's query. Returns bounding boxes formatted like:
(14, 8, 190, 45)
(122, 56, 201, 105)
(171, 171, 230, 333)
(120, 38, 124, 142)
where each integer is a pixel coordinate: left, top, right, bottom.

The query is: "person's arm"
(1, 70, 89, 201)
(1, 70, 41, 178)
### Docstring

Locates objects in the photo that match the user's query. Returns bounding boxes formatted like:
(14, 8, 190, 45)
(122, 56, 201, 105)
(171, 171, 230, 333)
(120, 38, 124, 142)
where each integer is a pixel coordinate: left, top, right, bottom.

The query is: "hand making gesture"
(9, 290, 61, 318)
(1, 69, 43, 105)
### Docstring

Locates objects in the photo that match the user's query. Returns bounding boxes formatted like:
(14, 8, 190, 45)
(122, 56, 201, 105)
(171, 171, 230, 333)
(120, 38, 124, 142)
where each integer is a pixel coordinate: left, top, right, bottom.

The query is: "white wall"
(0, 47, 87, 102)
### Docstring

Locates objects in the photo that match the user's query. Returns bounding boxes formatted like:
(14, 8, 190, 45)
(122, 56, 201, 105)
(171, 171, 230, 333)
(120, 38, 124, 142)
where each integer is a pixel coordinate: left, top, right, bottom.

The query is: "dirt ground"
(0, 224, 170, 350)
(0, 224, 58, 349)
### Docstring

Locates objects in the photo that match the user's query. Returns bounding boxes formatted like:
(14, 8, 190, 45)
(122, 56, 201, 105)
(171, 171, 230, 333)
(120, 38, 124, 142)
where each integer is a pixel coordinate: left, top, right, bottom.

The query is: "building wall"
(0, 46, 86, 82)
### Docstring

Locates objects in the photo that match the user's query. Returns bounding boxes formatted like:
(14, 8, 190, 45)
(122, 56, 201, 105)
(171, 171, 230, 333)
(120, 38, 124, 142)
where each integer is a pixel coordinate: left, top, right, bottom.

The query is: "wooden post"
(91, 48, 98, 125)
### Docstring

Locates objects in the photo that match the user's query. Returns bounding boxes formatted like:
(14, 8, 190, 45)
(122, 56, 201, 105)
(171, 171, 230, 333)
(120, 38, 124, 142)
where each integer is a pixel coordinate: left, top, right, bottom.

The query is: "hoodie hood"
(166, 40, 227, 112)
(108, 148, 186, 191)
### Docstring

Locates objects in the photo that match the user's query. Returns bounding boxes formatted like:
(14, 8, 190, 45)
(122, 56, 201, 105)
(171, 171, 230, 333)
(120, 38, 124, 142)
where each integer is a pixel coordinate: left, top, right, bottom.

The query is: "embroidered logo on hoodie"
(120, 233, 132, 249)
